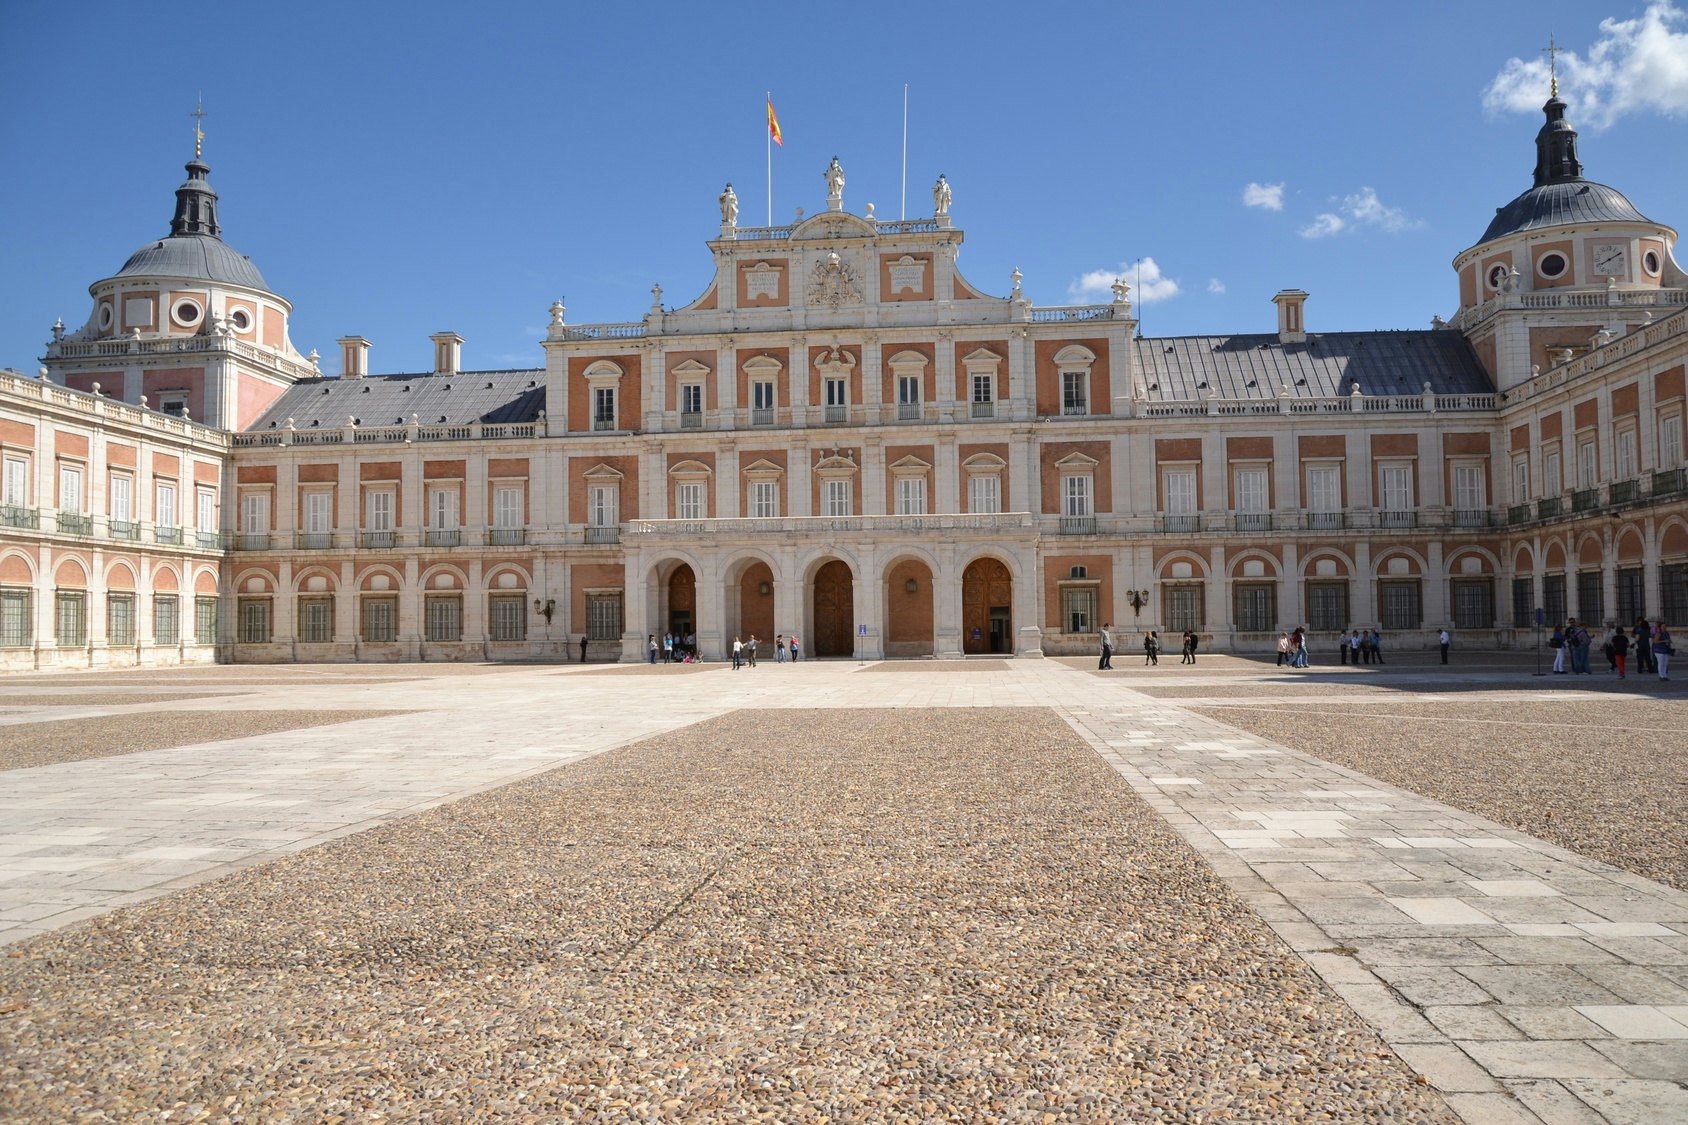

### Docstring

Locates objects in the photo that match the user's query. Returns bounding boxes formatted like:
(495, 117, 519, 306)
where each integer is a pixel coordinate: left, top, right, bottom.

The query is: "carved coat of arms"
(808, 251, 859, 310)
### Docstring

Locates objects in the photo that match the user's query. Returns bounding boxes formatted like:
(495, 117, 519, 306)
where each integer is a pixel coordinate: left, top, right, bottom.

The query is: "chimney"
(1272, 289, 1308, 344)
(431, 331, 463, 375)
(337, 336, 371, 379)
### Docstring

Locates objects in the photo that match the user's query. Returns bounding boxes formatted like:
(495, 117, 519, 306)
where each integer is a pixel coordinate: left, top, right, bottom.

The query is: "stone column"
(1206, 545, 1227, 645)
(934, 540, 963, 658)
(1353, 541, 1376, 625)
(1424, 540, 1447, 630)
(1279, 542, 1301, 631)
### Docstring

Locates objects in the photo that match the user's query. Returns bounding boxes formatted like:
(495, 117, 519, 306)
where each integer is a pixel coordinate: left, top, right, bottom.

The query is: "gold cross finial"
(1543, 35, 1561, 98)
(191, 97, 207, 159)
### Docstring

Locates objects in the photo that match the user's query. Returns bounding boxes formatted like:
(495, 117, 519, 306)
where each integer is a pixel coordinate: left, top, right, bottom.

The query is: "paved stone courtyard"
(0, 656, 1683, 1122)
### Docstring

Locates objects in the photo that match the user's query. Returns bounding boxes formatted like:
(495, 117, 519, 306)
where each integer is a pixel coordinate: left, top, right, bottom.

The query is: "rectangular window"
(1661, 413, 1684, 467)
(1163, 468, 1196, 514)
(424, 595, 462, 642)
(55, 591, 86, 646)
(109, 474, 132, 522)
(593, 386, 616, 430)
(155, 481, 177, 529)
(752, 380, 776, 425)
(1234, 583, 1275, 631)
(1164, 586, 1203, 631)
(1234, 468, 1268, 513)
(2, 456, 26, 507)
(490, 595, 526, 642)
(971, 373, 994, 404)
(1306, 464, 1340, 513)
(1061, 371, 1087, 415)
(586, 594, 622, 640)
(749, 480, 777, 518)
(1062, 587, 1096, 634)
(1451, 580, 1493, 630)
(303, 491, 332, 534)
(59, 464, 83, 512)
(241, 492, 268, 534)
(1306, 582, 1349, 632)
(1, 588, 32, 647)
(1543, 448, 1562, 492)
(1511, 577, 1534, 629)
(679, 384, 703, 414)
(1577, 440, 1597, 489)
(1453, 464, 1484, 511)
(1616, 567, 1645, 623)
(1661, 563, 1688, 624)
(1379, 464, 1412, 510)
(428, 487, 458, 530)
(1062, 475, 1093, 518)
(1512, 457, 1529, 502)
(153, 595, 179, 645)
(823, 478, 851, 517)
(676, 481, 704, 520)
(1379, 581, 1422, 631)
(238, 598, 272, 644)
(588, 485, 617, 527)
(362, 596, 397, 643)
(297, 597, 333, 643)
(824, 377, 848, 422)
(969, 474, 1000, 514)
(1543, 573, 1567, 625)
(368, 489, 394, 531)
(1576, 571, 1604, 625)
(895, 476, 927, 516)
(897, 374, 921, 420)
(195, 597, 218, 644)
(197, 487, 217, 533)
(493, 486, 523, 529)
(1616, 429, 1637, 479)
(107, 593, 135, 646)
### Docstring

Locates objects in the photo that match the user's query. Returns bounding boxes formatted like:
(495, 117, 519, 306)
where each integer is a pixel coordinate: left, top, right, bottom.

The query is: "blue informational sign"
(858, 623, 867, 636)
(1534, 607, 1546, 627)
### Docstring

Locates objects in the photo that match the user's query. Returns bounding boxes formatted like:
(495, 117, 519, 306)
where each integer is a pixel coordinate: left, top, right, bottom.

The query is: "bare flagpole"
(900, 84, 909, 220)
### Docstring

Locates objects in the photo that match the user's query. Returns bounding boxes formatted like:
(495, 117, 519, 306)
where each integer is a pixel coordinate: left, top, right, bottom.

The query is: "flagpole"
(766, 91, 773, 227)
(900, 84, 908, 221)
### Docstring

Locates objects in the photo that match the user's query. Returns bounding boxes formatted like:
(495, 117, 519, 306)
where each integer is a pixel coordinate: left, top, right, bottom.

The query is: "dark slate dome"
(1477, 93, 1655, 245)
(109, 157, 274, 293)
(1480, 179, 1653, 244)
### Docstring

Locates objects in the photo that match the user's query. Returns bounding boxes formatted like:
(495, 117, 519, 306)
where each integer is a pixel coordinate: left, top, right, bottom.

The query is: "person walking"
(1098, 622, 1114, 670)
(1612, 627, 1630, 679)
(1276, 632, 1289, 666)
(731, 635, 743, 670)
(1143, 630, 1159, 666)
(1569, 619, 1592, 675)
(1371, 629, 1385, 665)
(776, 634, 787, 663)
(1186, 630, 1200, 665)
(1653, 622, 1673, 681)
(1634, 618, 1655, 675)
(747, 635, 759, 667)
(1438, 627, 1450, 664)
(1550, 623, 1567, 673)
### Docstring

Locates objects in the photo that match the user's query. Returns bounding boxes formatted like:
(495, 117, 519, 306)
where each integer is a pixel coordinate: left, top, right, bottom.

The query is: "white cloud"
(1068, 257, 1180, 303)
(1299, 187, 1419, 239)
(1483, 2, 1688, 128)
(1207, 278, 1226, 295)
(1242, 181, 1285, 211)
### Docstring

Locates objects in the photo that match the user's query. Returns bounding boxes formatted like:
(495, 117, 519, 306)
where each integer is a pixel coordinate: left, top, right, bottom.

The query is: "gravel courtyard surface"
(1194, 697, 1688, 892)
(0, 710, 409, 772)
(0, 707, 1455, 1123)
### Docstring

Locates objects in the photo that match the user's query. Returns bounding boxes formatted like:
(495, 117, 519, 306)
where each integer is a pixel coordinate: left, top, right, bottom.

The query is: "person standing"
(747, 635, 759, 667)
(1634, 618, 1655, 675)
(1098, 622, 1114, 670)
(1612, 627, 1630, 679)
(648, 634, 658, 664)
(776, 635, 787, 663)
(579, 634, 589, 663)
(1371, 630, 1385, 665)
(1276, 632, 1289, 666)
(1143, 630, 1159, 666)
(731, 636, 744, 669)
(1338, 631, 1349, 666)
(790, 635, 800, 662)
(1438, 628, 1450, 664)
(663, 632, 674, 664)
(1349, 630, 1363, 665)
(1654, 622, 1673, 681)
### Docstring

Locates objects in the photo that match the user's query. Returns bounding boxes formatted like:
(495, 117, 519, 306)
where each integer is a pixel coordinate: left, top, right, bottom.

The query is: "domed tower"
(1452, 83, 1684, 391)
(42, 143, 316, 430)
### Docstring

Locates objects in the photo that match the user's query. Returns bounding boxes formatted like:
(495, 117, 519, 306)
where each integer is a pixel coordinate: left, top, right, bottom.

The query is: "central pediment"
(790, 211, 878, 240)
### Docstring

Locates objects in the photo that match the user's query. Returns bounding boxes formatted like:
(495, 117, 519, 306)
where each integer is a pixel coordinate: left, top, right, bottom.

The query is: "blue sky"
(5, 2, 1688, 376)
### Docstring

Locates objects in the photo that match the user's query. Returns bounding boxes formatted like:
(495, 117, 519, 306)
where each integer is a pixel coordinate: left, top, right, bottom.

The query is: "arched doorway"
(884, 558, 935, 657)
(667, 564, 696, 654)
(963, 557, 1012, 654)
(812, 559, 855, 657)
(737, 560, 775, 645)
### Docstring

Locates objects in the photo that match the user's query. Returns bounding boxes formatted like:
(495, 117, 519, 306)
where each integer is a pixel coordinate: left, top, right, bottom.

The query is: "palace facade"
(3, 92, 1686, 669)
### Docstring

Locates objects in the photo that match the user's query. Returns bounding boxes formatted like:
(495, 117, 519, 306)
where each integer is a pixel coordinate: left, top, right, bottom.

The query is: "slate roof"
(1478, 179, 1654, 245)
(1132, 331, 1492, 401)
(114, 233, 272, 291)
(248, 369, 546, 432)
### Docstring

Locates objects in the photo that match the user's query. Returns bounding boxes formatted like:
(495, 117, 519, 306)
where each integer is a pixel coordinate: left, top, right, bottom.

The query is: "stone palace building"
(3, 90, 1686, 669)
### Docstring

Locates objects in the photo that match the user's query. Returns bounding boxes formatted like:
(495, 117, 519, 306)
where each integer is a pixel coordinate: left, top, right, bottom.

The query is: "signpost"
(1533, 607, 1546, 676)
(857, 622, 867, 665)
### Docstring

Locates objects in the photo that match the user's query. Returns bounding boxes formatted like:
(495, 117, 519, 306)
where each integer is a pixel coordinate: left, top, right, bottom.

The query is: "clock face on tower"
(1592, 242, 1629, 277)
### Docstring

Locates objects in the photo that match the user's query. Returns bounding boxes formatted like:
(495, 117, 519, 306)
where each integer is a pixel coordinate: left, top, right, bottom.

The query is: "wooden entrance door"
(813, 559, 854, 657)
(962, 557, 1012, 654)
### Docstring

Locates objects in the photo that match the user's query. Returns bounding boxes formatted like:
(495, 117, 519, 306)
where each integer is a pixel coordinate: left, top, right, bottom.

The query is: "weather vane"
(1542, 35, 1561, 98)
(191, 97, 207, 159)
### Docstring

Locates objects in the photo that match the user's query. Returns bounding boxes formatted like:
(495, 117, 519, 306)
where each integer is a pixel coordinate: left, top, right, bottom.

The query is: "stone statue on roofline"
(719, 182, 738, 227)
(824, 157, 844, 210)
(933, 174, 951, 216)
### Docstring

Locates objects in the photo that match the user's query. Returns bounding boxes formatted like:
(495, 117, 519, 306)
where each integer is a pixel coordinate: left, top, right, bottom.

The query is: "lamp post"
(1127, 589, 1150, 617)
(535, 598, 556, 641)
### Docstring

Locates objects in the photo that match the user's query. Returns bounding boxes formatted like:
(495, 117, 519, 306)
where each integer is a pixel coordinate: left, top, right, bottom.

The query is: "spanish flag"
(767, 97, 783, 147)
